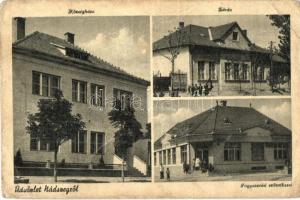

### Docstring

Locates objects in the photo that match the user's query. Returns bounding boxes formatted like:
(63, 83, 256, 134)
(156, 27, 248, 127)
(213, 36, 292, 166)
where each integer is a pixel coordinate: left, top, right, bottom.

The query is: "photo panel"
(153, 98, 291, 182)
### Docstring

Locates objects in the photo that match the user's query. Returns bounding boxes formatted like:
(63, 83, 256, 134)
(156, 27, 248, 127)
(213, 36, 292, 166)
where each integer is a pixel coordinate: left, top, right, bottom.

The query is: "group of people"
(183, 157, 213, 174)
(188, 82, 213, 97)
(159, 164, 170, 181)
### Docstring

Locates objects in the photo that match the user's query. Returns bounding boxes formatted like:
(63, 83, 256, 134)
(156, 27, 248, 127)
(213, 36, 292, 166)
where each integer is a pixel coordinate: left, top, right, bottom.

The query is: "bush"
(60, 159, 66, 167)
(14, 149, 23, 167)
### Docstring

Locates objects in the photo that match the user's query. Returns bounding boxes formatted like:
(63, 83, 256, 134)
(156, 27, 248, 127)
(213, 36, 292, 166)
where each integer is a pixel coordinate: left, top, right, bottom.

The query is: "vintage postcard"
(1, 0, 300, 198)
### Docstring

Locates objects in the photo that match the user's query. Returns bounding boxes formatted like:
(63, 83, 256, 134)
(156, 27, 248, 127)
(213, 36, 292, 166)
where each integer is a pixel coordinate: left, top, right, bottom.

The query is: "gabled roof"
(210, 21, 237, 41)
(156, 105, 290, 144)
(153, 22, 288, 63)
(13, 31, 149, 86)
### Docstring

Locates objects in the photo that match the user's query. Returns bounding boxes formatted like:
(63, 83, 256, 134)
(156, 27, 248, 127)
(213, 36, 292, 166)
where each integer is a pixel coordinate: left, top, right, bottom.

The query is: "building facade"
(154, 101, 291, 174)
(12, 18, 149, 171)
(153, 22, 289, 95)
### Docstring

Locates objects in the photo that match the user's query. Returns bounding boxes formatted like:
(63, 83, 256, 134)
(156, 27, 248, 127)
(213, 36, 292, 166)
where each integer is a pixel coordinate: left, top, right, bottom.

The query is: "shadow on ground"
(60, 179, 110, 183)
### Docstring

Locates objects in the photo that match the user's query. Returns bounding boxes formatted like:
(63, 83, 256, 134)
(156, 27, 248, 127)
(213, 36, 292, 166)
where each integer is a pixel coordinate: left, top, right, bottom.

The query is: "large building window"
(233, 63, 240, 80)
(72, 80, 87, 103)
(32, 71, 60, 97)
(72, 131, 87, 153)
(90, 132, 105, 154)
(167, 149, 171, 164)
(252, 143, 264, 161)
(154, 152, 157, 166)
(30, 135, 38, 151)
(254, 66, 265, 81)
(180, 145, 187, 163)
(224, 142, 241, 161)
(30, 135, 54, 151)
(274, 143, 288, 160)
(198, 61, 205, 80)
(162, 150, 166, 165)
(208, 62, 216, 80)
(225, 62, 231, 80)
(91, 84, 105, 107)
(172, 147, 176, 164)
(159, 151, 162, 165)
(113, 88, 133, 110)
(241, 64, 248, 80)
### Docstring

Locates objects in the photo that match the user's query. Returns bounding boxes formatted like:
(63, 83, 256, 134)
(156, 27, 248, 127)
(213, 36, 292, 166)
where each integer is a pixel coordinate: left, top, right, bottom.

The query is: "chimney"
(64, 32, 75, 44)
(242, 29, 247, 37)
(179, 21, 184, 29)
(13, 17, 26, 42)
(220, 100, 227, 107)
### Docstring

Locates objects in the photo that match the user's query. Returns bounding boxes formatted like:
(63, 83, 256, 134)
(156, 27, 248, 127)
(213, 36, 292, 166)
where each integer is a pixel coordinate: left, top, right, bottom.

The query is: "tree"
(26, 90, 85, 182)
(14, 149, 23, 167)
(268, 15, 290, 88)
(268, 15, 290, 62)
(144, 123, 151, 139)
(108, 99, 143, 182)
(159, 25, 187, 96)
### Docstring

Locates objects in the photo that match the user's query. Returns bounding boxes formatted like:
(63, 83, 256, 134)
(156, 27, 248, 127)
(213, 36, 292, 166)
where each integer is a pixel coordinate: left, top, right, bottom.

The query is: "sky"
(153, 99, 291, 140)
(153, 15, 280, 49)
(25, 16, 150, 80)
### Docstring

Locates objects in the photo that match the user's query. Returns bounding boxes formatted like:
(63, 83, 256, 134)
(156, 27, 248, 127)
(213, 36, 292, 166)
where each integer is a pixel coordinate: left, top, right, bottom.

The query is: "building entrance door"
(195, 148, 208, 164)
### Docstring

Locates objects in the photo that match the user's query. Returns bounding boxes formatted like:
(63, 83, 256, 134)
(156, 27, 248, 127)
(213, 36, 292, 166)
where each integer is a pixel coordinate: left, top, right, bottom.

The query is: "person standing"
(195, 157, 200, 171)
(192, 158, 196, 172)
(160, 164, 164, 179)
(166, 168, 170, 181)
(191, 84, 195, 97)
(199, 84, 203, 96)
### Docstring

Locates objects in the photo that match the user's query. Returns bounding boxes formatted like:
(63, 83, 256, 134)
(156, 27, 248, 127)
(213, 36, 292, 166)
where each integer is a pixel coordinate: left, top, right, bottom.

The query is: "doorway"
(195, 148, 208, 164)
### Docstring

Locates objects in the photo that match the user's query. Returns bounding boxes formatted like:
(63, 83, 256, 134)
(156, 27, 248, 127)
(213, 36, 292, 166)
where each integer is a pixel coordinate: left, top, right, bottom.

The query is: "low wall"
(14, 167, 146, 177)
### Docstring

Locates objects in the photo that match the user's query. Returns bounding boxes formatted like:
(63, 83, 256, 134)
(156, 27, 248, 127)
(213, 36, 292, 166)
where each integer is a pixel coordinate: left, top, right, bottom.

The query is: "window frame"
(113, 88, 133, 110)
(208, 62, 216, 80)
(172, 147, 176, 164)
(232, 31, 239, 41)
(251, 143, 265, 161)
(29, 135, 55, 152)
(233, 63, 240, 80)
(72, 79, 87, 103)
(72, 130, 87, 154)
(274, 143, 288, 160)
(180, 145, 187, 164)
(167, 149, 171, 165)
(225, 62, 231, 80)
(90, 131, 105, 155)
(198, 61, 205, 80)
(241, 64, 248, 80)
(224, 142, 241, 161)
(91, 84, 105, 107)
(32, 71, 61, 97)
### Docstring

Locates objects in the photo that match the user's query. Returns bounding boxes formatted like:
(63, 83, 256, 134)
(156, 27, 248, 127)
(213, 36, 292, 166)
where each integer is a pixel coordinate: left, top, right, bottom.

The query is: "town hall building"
(12, 17, 150, 176)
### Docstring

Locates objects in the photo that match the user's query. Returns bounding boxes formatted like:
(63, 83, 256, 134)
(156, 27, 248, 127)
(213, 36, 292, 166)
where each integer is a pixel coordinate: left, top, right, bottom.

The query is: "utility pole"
(269, 41, 274, 92)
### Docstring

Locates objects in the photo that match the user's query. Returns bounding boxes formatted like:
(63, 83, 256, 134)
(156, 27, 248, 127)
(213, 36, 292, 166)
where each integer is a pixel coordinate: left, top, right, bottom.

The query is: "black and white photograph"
(153, 15, 290, 97)
(12, 16, 151, 183)
(153, 99, 291, 182)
